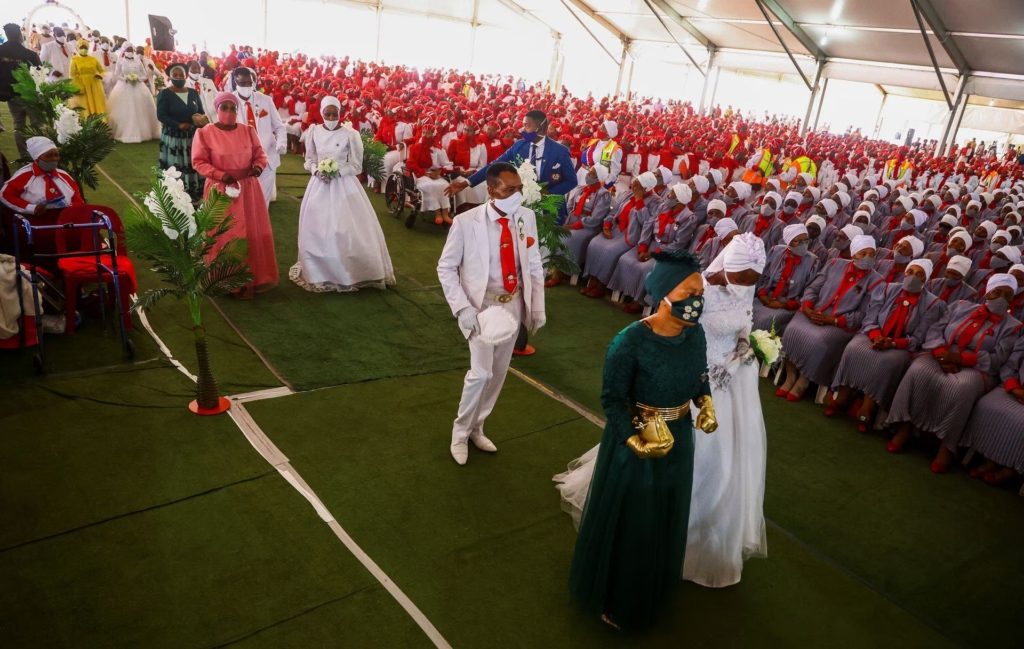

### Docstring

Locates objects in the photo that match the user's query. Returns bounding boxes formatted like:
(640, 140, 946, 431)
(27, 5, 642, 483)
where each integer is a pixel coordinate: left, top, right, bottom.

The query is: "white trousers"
(452, 295, 523, 444)
(258, 166, 277, 206)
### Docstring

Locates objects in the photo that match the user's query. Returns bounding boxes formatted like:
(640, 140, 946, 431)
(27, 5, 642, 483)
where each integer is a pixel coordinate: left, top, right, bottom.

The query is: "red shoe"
(623, 301, 643, 314)
(434, 217, 444, 225)
(969, 468, 986, 479)
(775, 388, 789, 398)
(584, 288, 604, 299)
(857, 423, 869, 433)
(786, 392, 802, 402)
(887, 440, 904, 453)
(513, 345, 536, 357)
(846, 397, 863, 420)
(930, 461, 949, 474)
(544, 278, 561, 288)
(824, 394, 839, 417)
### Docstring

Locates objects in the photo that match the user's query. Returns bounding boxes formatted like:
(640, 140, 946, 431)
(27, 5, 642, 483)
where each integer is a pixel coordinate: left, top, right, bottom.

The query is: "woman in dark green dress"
(568, 249, 717, 631)
(156, 62, 208, 201)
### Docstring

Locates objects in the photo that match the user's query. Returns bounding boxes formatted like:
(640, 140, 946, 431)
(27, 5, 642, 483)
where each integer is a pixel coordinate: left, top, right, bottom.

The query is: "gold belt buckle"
(497, 293, 514, 303)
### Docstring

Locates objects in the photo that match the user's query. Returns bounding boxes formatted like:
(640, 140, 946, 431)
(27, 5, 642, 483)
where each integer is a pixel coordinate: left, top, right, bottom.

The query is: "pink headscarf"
(213, 91, 238, 110)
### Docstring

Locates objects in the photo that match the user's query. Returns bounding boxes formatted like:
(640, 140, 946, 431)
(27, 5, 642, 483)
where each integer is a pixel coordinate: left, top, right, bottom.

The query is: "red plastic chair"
(55, 205, 136, 334)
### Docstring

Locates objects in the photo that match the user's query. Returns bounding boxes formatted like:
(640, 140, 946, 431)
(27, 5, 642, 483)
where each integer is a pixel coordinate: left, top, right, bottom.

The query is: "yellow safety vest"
(585, 139, 620, 167)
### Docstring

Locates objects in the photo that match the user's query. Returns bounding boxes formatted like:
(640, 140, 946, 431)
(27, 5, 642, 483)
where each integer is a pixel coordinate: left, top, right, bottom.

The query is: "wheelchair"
(383, 163, 457, 229)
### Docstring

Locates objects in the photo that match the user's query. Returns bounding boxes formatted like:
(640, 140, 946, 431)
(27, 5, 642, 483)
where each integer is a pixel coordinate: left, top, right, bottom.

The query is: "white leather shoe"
(470, 433, 497, 453)
(450, 441, 469, 465)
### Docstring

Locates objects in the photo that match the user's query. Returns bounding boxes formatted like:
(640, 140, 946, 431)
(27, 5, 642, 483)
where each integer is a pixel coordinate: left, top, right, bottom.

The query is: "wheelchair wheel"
(384, 174, 405, 219)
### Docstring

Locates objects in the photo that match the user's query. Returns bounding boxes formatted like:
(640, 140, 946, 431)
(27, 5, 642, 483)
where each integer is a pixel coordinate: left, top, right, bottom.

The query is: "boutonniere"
(517, 216, 525, 241)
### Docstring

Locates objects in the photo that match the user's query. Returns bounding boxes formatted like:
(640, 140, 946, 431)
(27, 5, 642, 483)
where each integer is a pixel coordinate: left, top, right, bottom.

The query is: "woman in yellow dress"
(69, 39, 106, 118)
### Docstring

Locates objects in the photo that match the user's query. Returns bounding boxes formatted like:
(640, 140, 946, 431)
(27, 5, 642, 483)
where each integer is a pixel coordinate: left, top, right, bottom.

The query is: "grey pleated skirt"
(567, 226, 601, 271)
(831, 334, 914, 409)
(607, 252, 654, 300)
(885, 355, 989, 450)
(583, 233, 634, 284)
(752, 302, 798, 335)
(781, 312, 856, 386)
(962, 389, 1024, 473)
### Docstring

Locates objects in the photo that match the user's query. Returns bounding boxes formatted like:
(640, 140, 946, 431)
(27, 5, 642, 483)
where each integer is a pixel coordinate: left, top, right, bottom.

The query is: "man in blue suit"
(447, 109, 578, 201)
(446, 109, 577, 356)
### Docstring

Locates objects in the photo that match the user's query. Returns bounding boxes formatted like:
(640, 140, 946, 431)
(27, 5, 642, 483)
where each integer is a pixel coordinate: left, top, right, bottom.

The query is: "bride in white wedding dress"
(556, 233, 769, 588)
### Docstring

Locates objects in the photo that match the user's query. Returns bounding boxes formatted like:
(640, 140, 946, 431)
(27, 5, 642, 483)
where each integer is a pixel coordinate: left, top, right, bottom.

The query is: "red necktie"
(881, 291, 918, 339)
(246, 101, 257, 129)
(497, 217, 518, 294)
(772, 251, 800, 299)
(574, 184, 600, 217)
(754, 216, 773, 237)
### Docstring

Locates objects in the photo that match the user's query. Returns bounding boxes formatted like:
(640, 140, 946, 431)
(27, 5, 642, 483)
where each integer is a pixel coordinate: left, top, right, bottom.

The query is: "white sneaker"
(470, 433, 497, 453)
(450, 441, 469, 465)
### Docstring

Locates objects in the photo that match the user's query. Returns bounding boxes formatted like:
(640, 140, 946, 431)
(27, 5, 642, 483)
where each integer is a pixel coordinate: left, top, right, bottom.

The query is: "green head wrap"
(643, 249, 702, 306)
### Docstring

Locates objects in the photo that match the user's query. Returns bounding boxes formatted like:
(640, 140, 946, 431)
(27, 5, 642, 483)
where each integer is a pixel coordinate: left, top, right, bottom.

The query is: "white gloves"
(733, 338, 755, 364)
(457, 307, 480, 335)
(277, 143, 288, 154)
(530, 311, 546, 335)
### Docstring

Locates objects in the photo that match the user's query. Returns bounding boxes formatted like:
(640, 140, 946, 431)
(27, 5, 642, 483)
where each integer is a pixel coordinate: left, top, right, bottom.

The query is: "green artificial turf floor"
(2, 108, 1021, 647)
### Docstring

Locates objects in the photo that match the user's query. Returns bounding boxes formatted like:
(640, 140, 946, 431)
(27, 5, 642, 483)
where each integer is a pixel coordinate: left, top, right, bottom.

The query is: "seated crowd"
(6, 29, 1024, 488)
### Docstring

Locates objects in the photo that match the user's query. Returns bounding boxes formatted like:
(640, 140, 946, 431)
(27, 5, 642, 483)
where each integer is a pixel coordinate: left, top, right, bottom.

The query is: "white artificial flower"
(29, 65, 50, 88)
(163, 167, 182, 181)
(54, 103, 82, 144)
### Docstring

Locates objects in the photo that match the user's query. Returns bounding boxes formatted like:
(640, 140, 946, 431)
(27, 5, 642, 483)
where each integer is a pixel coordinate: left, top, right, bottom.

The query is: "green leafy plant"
(361, 128, 387, 184)
(11, 63, 116, 199)
(124, 167, 253, 410)
(512, 157, 579, 275)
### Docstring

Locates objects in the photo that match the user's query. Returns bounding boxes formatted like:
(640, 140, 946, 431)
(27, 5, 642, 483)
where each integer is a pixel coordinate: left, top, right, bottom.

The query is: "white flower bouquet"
(316, 158, 340, 183)
(126, 73, 140, 84)
(515, 160, 543, 206)
(750, 325, 782, 365)
(54, 103, 82, 144)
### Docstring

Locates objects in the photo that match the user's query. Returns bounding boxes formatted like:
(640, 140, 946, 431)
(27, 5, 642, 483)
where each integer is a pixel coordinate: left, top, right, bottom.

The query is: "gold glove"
(625, 412, 675, 458)
(695, 395, 718, 434)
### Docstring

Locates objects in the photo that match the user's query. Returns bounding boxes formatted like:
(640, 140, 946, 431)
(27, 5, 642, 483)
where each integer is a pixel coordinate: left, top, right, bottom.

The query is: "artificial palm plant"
(123, 168, 252, 413)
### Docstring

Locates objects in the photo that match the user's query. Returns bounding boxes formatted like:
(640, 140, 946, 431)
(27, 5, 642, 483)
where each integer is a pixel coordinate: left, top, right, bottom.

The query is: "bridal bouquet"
(316, 158, 340, 183)
(126, 73, 140, 84)
(750, 325, 782, 365)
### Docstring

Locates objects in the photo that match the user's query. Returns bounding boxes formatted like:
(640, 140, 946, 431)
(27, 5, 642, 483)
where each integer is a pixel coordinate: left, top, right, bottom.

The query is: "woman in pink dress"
(191, 91, 278, 297)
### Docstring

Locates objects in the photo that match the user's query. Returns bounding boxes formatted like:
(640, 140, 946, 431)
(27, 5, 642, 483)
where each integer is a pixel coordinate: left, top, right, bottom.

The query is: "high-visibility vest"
(742, 148, 773, 186)
(726, 133, 741, 156)
(779, 156, 816, 189)
(884, 159, 913, 186)
(582, 139, 620, 168)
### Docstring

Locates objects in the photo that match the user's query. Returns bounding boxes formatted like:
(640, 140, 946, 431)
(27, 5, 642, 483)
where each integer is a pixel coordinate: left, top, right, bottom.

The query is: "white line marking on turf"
(112, 168, 452, 649)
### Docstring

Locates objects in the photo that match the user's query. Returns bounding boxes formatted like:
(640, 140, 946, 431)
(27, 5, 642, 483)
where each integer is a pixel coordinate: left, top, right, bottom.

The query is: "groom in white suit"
(438, 162, 547, 465)
(234, 67, 287, 206)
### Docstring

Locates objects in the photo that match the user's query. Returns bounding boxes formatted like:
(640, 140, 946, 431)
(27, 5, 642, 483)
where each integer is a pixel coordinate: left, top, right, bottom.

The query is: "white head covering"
(987, 273, 1018, 294)
(657, 166, 672, 186)
(895, 196, 914, 213)
(834, 191, 851, 209)
(951, 231, 972, 252)
(864, 189, 879, 201)
(945, 185, 960, 200)
(1009, 225, 1022, 238)
(844, 172, 859, 188)
(797, 172, 814, 187)
(1002, 245, 1022, 264)
(841, 224, 864, 241)
(858, 201, 875, 215)
(707, 232, 767, 275)
(805, 215, 826, 234)
(714, 217, 738, 239)
(691, 175, 709, 194)
(909, 209, 928, 229)
(925, 195, 942, 211)
(766, 179, 782, 194)
(940, 214, 959, 228)
(319, 95, 341, 115)
(670, 183, 692, 205)
(805, 186, 821, 202)
(706, 168, 723, 186)
(980, 192, 995, 206)
(978, 221, 997, 238)
(876, 185, 890, 200)
(763, 191, 783, 208)
(818, 198, 838, 218)
(852, 210, 871, 225)
(591, 164, 609, 183)
(27, 136, 57, 160)
(967, 199, 983, 212)
(994, 229, 1011, 244)
(900, 235, 924, 258)
(707, 199, 727, 216)
(835, 182, 849, 194)
(784, 190, 802, 206)
(1010, 263, 1024, 275)
(946, 255, 972, 277)
(602, 120, 618, 138)
(783, 223, 808, 245)
(908, 258, 933, 281)
(945, 204, 962, 217)
(637, 171, 658, 191)
(851, 234, 876, 255)
(729, 181, 751, 202)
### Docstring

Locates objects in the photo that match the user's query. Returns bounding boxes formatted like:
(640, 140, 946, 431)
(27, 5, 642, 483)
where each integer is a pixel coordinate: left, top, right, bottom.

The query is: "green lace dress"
(568, 320, 710, 630)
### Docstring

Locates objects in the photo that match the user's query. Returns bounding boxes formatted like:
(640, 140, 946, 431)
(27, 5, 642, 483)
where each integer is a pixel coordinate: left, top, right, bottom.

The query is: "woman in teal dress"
(569, 249, 717, 630)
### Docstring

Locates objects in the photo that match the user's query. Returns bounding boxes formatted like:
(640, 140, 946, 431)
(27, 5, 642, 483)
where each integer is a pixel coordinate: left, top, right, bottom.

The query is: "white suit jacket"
(236, 91, 287, 172)
(40, 41, 72, 79)
(437, 202, 546, 339)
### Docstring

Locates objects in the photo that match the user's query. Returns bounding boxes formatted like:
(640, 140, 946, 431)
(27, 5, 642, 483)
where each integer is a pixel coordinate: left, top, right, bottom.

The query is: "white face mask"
(722, 270, 755, 300)
(188, 72, 200, 80)
(100, 43, 109, 51)
(759, 204, 775, 217)
(323, 119, 339, 129)
(125, 53, 134, 59)
(492, 191, 523, 215)
(237, 86, 254, 99)
(55, 36, 66, 43)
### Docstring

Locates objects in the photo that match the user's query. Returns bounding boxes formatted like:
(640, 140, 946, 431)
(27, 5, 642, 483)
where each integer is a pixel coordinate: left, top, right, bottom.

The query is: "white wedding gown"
(106, 57, 161, 144)
(555, 275, 768, 587)
(289, 123, 396, 292)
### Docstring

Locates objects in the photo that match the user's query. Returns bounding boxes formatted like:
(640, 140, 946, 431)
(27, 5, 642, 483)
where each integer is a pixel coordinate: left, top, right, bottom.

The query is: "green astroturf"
(3, 106, 1022, 647)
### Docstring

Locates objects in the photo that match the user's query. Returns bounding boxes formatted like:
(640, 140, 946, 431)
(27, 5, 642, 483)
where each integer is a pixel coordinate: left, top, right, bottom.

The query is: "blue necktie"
(530, 143, 537, 167)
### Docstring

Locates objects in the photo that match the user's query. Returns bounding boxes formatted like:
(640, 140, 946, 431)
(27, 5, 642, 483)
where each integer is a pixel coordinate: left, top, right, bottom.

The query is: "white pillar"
(613, 42, 628, 98)
(936, 75, 970, 157)
(549, 32, 563, 94)
(698, 52, 717, 115)
(374, 5, 383, 62)
(124, 0, 131, 41)
(468, 0, 481, 70)
(872, 92, 888, 140)
(705, 67, 722, 116)
(812, 77, 829, 132)
(800, 60, 824, 137)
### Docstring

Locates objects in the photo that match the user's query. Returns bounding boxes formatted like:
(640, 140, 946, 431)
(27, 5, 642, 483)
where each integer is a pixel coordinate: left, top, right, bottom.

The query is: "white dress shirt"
(528, 136, 546, 176)
(485, 203, 522, 294)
